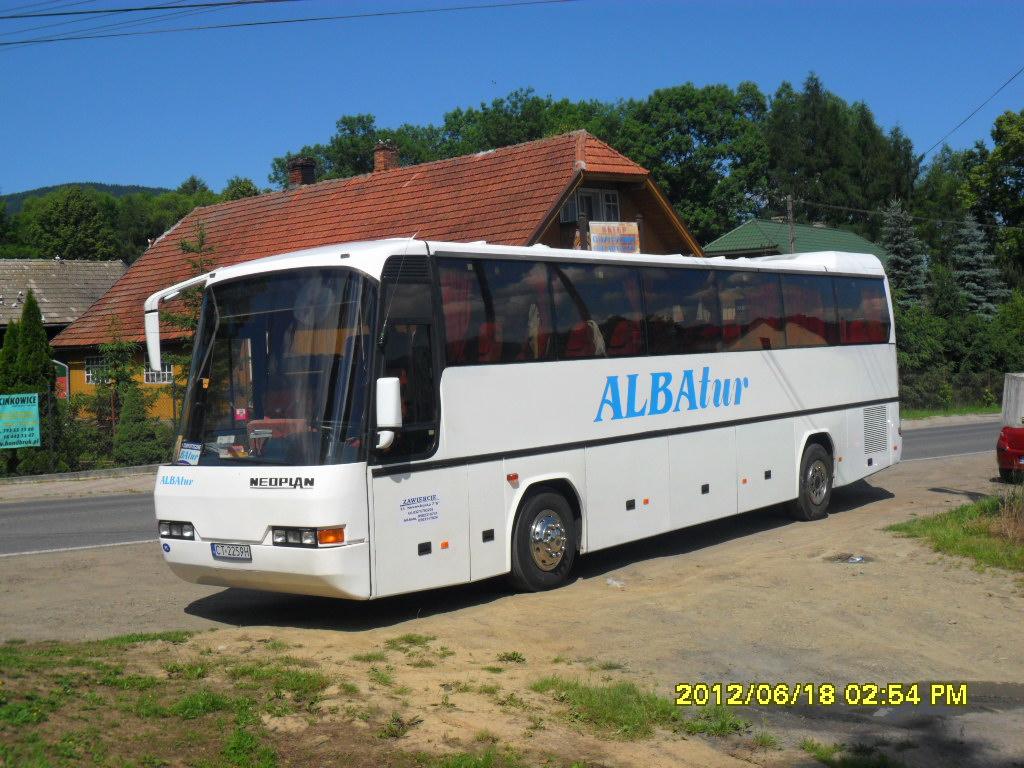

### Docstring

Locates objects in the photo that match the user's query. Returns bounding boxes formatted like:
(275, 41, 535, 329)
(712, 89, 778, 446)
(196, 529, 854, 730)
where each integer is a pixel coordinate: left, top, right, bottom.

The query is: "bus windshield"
(176, 267, 377, 467)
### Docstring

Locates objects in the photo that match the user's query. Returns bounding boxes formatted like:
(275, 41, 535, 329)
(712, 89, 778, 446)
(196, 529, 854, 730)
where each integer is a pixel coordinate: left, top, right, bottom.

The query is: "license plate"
(210, 543, 251, 562)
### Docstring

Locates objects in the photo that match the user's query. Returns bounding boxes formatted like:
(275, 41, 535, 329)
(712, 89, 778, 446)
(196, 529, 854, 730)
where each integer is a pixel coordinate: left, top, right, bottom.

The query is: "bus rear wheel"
(508, 490, 577, 592)
(788, 443, 833, 521)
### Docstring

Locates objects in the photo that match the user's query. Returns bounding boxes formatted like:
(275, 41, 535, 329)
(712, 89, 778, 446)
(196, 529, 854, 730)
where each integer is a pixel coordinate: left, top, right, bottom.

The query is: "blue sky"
(2, 0, 1023, 194)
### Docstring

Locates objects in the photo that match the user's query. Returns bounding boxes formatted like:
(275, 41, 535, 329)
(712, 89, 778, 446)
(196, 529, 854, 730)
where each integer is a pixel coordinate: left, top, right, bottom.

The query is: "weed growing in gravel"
(496, 651, 526, 664)
(530, 676, 681, 739)
(352, 650, 388, 663)
(368, 666, 395, 687)
(385, 634, 436, 653)
(680, 704, 747, 736)
(752, 730, 779, 749)
(378, 712, 423, 739)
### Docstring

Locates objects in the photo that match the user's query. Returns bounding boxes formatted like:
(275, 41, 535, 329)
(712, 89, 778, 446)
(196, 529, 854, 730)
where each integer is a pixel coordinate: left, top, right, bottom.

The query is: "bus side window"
(550, 264, 644, 359)
(719, 271, 787, 352)
(835, 277, 890, 344)
(781, 273, 839, 347)
(642, 267, 721, 354)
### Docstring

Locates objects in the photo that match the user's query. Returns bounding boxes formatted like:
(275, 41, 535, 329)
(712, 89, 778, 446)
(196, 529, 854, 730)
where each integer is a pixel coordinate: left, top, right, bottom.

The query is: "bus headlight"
(159, 520, 194, 539)
(272, 527, 318, 548)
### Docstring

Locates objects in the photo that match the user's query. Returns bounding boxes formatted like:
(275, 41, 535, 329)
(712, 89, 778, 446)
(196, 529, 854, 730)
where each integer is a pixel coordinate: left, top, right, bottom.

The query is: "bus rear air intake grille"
(863, 405, 887, 454)
(382, 256, 430, 281)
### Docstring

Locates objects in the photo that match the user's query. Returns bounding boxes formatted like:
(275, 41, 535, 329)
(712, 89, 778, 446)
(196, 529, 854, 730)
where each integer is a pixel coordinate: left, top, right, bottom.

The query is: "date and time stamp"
(674, 682, 970, 708)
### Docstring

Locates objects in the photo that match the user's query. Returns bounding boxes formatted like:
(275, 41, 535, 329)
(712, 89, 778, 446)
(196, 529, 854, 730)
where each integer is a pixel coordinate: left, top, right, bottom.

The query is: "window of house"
(643, 268, 721, 355)
(549, 263, 643, 358)
(780, 273, 839, 347)
(144, 361, 174, 384)
(559, 189, 621, 223)
(834, 277, 891, 344)
(84, 356, 106, 385)
(718, 271, 787, 352)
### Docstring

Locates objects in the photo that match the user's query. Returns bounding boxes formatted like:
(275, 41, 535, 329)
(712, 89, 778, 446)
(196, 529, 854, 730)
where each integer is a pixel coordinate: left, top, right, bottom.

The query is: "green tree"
(949, 214, 1008, 317)
(113, 382, 171, 465)
(21, 186, 118, 260)
(616, 82, 768, 243)
(2, 292, 67, 475)
(177, 175, 212, 197)
(221, 176, 261, 201)
(881, 198, 927, 308)
(912, 145, 983, 262)
(964, 109, 1024, 286)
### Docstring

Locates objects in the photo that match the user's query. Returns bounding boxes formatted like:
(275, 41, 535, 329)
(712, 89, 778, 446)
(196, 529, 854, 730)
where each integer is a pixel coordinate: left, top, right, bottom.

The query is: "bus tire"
(508, 490, 577, 592)
(788, 443, 833, 521)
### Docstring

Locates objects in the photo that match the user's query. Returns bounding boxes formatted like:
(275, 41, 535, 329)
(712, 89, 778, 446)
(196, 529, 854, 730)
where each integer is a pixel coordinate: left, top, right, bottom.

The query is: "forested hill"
(1, 183, 171, 214)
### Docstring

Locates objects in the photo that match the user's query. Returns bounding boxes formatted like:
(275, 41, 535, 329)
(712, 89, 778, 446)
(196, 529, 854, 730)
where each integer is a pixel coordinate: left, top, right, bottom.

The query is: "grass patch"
(165, 661, 208, 680)
(368, 666, 395, 687)
(901, 404, 1000, 420)
(594, 661, 625, 671)
(680, 704, 748, 736)
(92, 631, 192, 648)
(496, 651, 526, 664)
(352, 650, 388, 663)
(227, 662, 329, 703)
(168, 689, 233, 719)
(477, 683, 501, 695)
(378, 712, 422, 739)
(800, 739, 905, 767)
(384, 633, 436, 653)
(887, 491, 1024, 572)
(752, 729, 779, 749)
(482, 666, 505, 674)
(529, 675, 681, 739)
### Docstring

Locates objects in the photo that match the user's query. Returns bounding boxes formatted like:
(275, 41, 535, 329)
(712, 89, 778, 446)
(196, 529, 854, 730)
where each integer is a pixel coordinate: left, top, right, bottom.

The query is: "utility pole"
(786, 195, 796, 254)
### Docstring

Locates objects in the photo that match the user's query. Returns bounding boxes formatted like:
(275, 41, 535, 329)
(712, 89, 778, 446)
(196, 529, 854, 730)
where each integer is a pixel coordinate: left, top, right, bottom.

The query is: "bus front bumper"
(160, 539, 371, 600)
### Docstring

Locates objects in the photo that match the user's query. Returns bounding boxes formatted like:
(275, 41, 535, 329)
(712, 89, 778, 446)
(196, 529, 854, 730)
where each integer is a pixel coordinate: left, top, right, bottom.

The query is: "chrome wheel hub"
(807, 460, 829, 505)
(529, 511, 567, 571)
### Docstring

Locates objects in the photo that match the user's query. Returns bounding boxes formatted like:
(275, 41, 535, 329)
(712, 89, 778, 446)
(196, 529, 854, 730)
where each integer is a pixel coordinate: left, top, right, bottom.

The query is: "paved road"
(901, 418, 1001, 460)
(0, 493, 155, 556)
(0, 419, 1003, 557)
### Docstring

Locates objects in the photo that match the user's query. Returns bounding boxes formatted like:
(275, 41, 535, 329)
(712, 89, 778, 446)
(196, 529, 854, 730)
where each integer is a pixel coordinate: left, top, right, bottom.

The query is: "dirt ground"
(2, 452, 1023, 767)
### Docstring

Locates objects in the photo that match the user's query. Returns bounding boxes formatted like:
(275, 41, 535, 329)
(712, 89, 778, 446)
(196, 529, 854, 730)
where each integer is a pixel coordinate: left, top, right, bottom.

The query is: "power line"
(0, 0, 303, 18)
(0, 0, 580, 46)
(1, 0, 198, 41)
(921, 61, 1024, 158)
(795, 198, 1024, 233)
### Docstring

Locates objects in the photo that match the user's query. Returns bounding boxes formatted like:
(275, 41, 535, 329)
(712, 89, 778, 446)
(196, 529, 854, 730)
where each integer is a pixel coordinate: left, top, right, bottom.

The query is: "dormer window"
(560, 188, 620, 223)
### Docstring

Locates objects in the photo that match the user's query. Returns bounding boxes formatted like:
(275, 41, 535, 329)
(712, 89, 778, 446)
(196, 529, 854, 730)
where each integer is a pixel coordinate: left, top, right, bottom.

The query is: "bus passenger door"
(368, 256, 470, 598)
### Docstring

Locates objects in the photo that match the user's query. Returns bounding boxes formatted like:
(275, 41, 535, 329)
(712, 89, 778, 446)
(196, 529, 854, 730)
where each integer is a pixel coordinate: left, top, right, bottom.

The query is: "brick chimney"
(287, 156, 316, 187)
(373, 141, 399, 172)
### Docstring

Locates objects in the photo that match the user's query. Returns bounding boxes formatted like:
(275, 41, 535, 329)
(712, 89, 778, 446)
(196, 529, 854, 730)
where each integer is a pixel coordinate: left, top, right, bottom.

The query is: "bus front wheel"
(789, 443, 833, 521)
(508, 490, 577, 592)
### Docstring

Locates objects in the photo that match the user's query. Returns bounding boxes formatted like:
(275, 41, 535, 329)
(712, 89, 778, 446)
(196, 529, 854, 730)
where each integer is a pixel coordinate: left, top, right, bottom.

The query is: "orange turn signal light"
(317, 527, 345, 545)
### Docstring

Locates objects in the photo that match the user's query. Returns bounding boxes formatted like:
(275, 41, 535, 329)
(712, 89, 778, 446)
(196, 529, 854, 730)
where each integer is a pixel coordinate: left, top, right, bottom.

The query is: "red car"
(996, 426, 1024, 483)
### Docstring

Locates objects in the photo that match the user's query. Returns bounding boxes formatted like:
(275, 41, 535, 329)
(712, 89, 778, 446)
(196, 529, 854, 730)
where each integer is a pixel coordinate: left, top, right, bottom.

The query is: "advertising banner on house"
(589, 221, 640, 253)
(0, 393, 41, 449)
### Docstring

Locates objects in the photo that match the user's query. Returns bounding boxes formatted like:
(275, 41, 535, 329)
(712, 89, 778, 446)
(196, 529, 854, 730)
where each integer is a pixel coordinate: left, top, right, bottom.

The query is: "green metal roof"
(704, 219, 888, 263)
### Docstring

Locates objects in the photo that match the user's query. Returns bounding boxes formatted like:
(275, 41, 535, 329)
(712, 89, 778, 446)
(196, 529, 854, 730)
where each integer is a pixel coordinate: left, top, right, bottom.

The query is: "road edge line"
(0, 538, 158, 558)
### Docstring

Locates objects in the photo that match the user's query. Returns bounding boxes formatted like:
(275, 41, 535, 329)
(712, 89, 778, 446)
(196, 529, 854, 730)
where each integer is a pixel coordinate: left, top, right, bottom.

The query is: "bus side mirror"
(375, 377, 402, 450)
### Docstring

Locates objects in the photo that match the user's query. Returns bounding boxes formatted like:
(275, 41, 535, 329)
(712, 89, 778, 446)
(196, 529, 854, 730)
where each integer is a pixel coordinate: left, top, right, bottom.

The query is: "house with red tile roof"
(52, 130, 702, 419)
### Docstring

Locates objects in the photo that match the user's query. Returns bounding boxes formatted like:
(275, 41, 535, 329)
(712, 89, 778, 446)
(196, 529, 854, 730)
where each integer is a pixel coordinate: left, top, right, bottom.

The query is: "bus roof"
(203, 238, 886, 288)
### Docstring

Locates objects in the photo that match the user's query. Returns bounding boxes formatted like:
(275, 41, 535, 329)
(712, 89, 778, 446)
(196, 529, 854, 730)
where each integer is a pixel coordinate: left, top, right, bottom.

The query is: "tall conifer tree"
(881, 199, 927, 308)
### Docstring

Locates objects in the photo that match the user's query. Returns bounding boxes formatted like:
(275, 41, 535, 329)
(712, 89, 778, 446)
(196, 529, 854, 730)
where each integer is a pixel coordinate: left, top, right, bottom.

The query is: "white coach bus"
(146, 238, 900, 599)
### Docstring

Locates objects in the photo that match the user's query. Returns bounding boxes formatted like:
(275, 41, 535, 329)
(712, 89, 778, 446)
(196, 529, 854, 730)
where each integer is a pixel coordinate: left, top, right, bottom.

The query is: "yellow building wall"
(64, 349, 179, 421)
